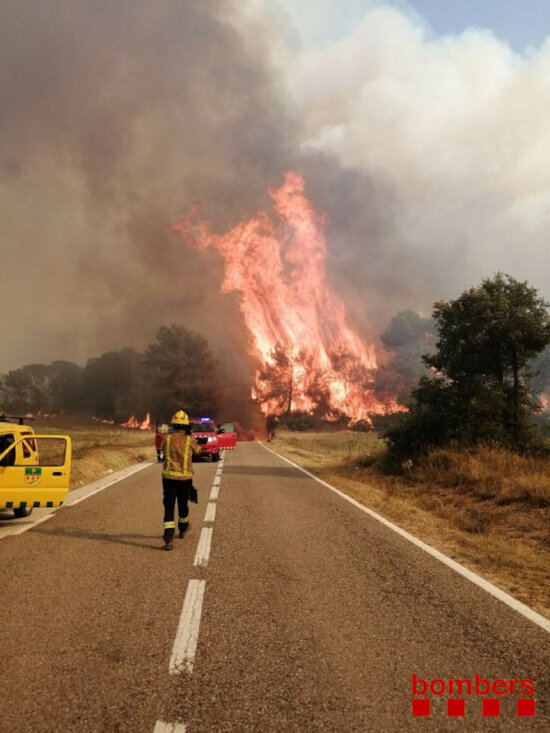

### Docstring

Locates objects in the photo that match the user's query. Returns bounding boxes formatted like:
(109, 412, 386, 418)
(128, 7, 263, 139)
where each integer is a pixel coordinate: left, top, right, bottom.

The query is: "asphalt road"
(0, 442, 548, 732)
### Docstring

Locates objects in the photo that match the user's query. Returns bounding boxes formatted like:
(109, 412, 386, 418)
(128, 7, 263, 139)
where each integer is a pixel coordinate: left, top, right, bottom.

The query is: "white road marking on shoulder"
(212, 476, 221, 487)
(153, 721, 187, 732)
(260, 442, 550, 634)
(169, 579, 206, 675)
(204, 502, 217, 523)
(210, 484, 219, 501)
(65, 460, 154, 507)
(10, 511, 55, 536)
(194, 527, 213, 567)
(0, 461, 155, 540)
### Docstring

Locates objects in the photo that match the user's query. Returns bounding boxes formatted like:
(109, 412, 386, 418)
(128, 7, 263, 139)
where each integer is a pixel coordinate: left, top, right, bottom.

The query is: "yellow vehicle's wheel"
(13, 507, 33, 518)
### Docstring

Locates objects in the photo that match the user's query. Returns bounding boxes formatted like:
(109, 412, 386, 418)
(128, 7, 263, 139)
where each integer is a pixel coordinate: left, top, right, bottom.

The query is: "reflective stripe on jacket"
(161, 433, 201, 480)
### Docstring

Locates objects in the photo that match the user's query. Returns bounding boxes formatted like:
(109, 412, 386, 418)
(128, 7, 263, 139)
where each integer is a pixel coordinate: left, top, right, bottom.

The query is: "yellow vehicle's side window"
(0, 434, 15, 467)
(21, 433, 36, 459)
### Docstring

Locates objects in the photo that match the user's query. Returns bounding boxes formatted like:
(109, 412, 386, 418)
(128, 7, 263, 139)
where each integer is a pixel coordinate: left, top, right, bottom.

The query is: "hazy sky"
(1, 1, 549, 374)
(273, 0, 550, 51)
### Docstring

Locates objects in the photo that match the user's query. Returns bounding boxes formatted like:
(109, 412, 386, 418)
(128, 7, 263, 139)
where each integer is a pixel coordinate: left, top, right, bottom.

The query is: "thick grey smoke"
(0, 0, 296, 374)
(286, 6, 550, 330)
(1, 1, 549, 385)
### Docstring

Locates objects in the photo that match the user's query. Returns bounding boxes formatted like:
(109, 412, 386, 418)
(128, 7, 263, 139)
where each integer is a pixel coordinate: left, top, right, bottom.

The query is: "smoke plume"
(0, 0, 295, 374)
(1, 1, 549, 392)
(288, 6, 550, 328)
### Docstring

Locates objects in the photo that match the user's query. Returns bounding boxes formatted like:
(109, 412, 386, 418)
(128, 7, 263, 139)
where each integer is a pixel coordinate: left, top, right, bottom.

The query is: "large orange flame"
(173, 173, 403, 421)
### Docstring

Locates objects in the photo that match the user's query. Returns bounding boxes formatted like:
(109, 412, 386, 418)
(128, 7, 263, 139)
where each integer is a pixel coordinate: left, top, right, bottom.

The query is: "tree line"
(0, 326, 221, 422)
(2, 275, 549, 450)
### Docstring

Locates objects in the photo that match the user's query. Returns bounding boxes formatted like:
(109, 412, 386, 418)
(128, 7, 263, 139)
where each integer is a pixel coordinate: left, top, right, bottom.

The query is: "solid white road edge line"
(210, 484, 220, 501)
(260, 442, 550, 634)
(1, 460, 155, 539)
(194, 527, 213, 567)
(65, 460, 154, 507)
(153, 721, 187, 732)
(169, 579, 206, 675)
(10, 511, 56, 536)
(204, 502, 217, 523)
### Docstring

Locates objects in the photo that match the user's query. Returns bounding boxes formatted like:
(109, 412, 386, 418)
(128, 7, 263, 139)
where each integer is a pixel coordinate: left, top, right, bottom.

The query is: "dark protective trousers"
(162, 477, 191, 540)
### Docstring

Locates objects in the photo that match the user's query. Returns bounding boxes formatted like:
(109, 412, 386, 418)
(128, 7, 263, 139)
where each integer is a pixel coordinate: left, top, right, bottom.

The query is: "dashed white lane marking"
(164, 453, 225, 694)
(169, 579, 206, 675)
(194, 527, 213, 567)
(260, 442, 550, 635)
(204, 502, 217, 523)
(153, 721, 186, 732)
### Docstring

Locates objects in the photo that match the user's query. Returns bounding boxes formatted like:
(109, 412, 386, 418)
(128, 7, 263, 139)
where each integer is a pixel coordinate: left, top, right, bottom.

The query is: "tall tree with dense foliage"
(82, 349, 148, 420)
(144, 325, 220, 418)
(1, 363, 54, 413)
(386, 274, 550, 459)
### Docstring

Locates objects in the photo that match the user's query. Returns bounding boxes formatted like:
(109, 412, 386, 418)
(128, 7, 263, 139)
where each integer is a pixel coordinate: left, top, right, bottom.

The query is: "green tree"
(144, 325, 220, 418)
(386, 274, 550, 459)
(1, 363, 51, 412)
(49, 361, 84, 413)
(82, 349, 147, 420)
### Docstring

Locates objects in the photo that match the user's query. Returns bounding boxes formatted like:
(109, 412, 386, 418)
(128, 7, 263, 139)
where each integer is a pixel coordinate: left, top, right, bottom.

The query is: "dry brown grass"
(34, 417, 155, 489)
(270, 430, 550, 619)
(418, 446, 550, 505)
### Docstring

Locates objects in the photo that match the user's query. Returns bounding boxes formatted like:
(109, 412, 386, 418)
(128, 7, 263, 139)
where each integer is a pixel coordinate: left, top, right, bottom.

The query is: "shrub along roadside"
(270, 429, 550, 619)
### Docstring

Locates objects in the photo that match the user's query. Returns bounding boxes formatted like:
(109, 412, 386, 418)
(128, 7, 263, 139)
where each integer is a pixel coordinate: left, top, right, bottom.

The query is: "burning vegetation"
(173, 173, 405, 424)
(120, 413, 152, 430)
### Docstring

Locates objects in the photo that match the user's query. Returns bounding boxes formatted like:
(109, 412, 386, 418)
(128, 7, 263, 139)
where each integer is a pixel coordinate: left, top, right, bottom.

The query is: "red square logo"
(483, 699, 500, 717)
(517, 699, 535, 717)
(447, 699, 465, 717)
(413, 699, 430, 717)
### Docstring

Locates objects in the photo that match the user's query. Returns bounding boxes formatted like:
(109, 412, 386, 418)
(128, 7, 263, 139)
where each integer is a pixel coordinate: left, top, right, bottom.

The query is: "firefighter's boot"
(163, 527, 175, 551)
(178, 518, 190, 538)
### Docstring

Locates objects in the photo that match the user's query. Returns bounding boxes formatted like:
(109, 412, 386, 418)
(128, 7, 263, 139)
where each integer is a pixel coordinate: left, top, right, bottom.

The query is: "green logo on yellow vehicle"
(24, 466, 42, 486)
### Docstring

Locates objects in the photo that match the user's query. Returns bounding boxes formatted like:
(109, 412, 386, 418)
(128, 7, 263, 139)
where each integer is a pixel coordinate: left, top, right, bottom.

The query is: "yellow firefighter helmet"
(171, 410, 189, 426)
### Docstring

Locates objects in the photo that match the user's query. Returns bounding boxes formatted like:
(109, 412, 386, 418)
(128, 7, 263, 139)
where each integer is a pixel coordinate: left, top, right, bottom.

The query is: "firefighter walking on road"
(160, 410, 201, 551)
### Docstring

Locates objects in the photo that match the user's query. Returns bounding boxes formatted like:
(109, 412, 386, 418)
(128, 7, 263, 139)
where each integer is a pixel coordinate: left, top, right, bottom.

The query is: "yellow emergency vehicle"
(0, 415, 71, 518)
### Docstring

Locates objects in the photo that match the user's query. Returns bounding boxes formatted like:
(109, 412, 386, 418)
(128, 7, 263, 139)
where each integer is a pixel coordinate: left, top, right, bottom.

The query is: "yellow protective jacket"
(161, 432, 201, 480)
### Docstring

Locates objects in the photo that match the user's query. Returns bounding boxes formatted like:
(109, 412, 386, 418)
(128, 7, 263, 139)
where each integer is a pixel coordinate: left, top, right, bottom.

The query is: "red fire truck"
(155, 418, 236, 462)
